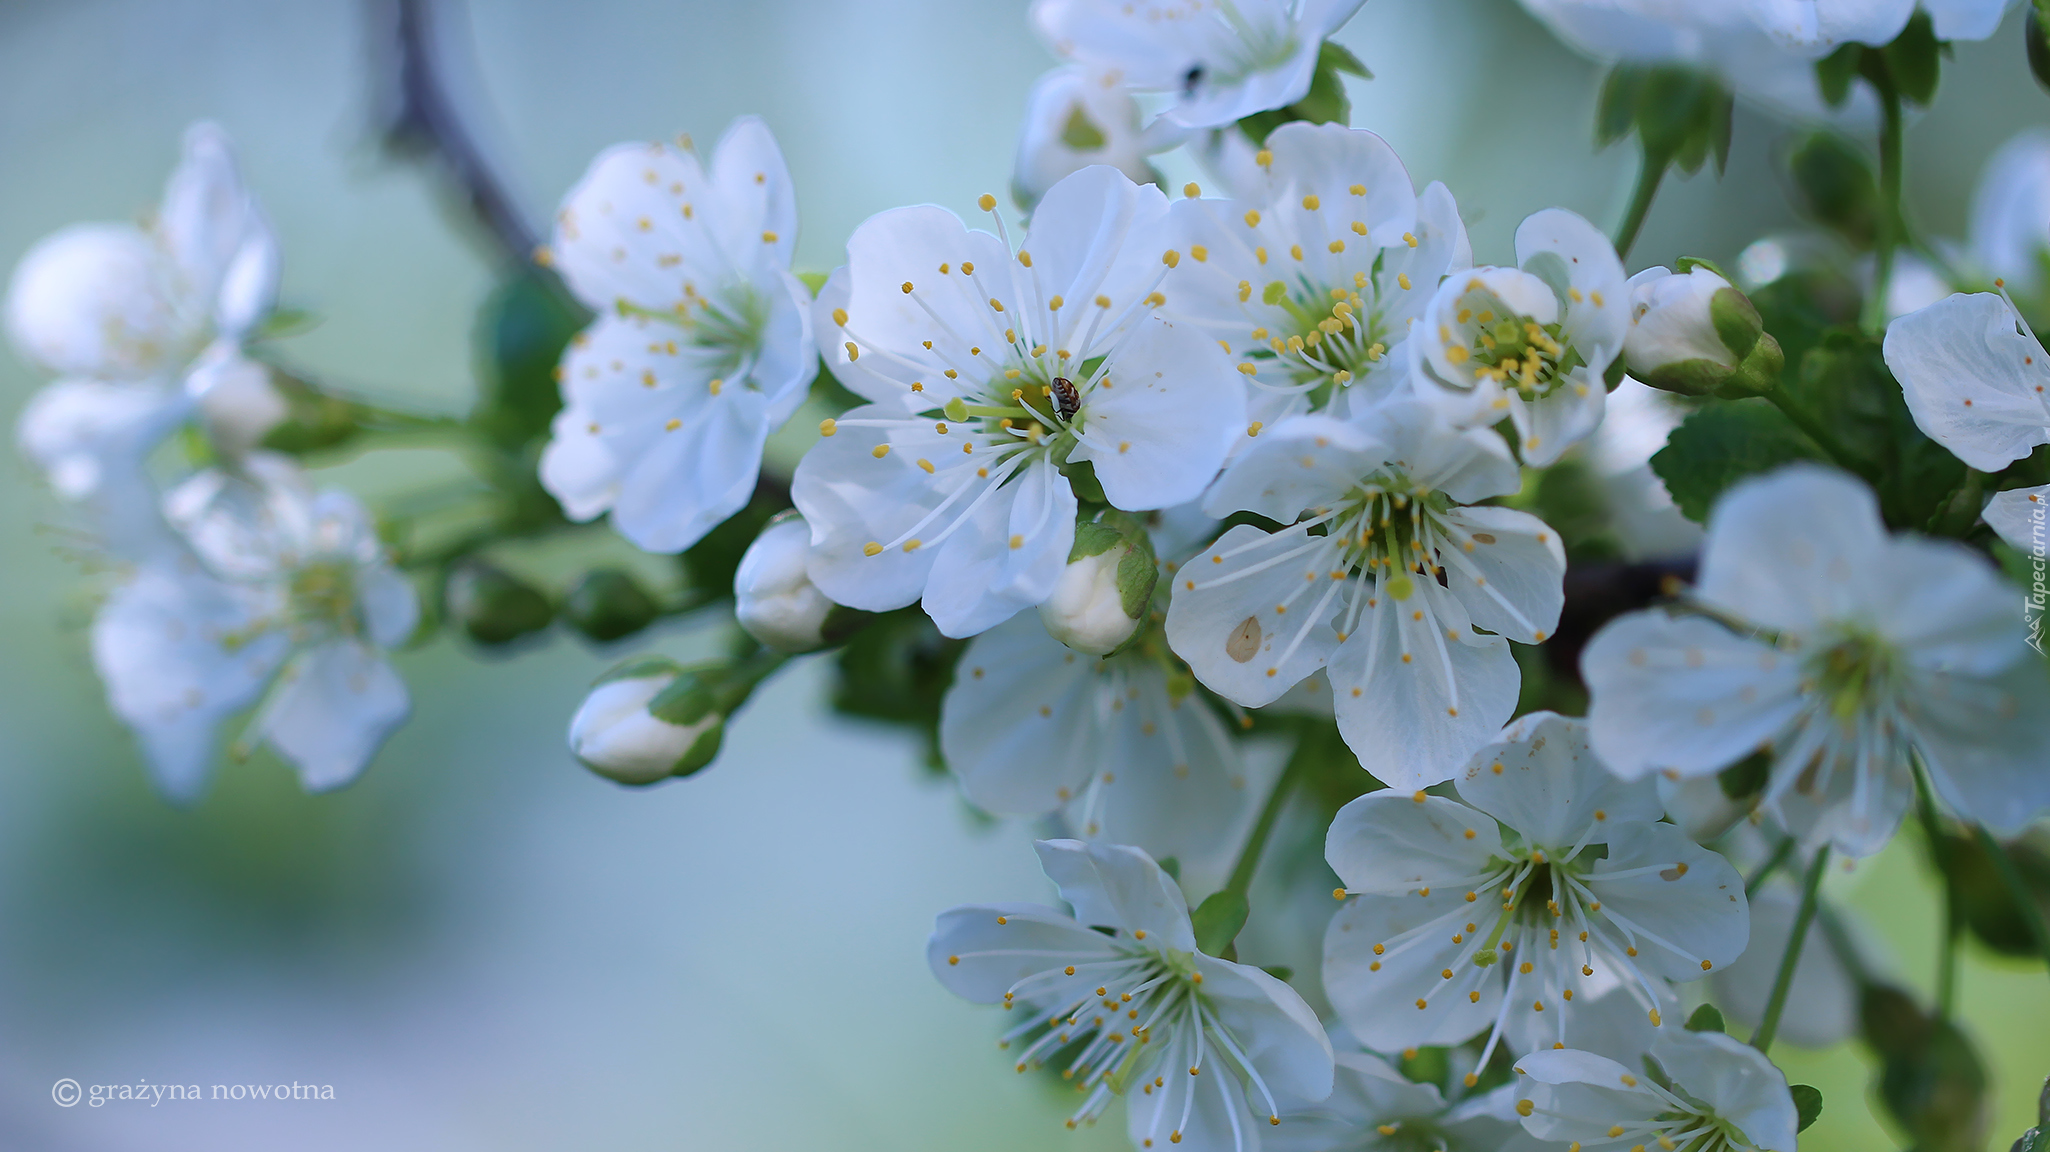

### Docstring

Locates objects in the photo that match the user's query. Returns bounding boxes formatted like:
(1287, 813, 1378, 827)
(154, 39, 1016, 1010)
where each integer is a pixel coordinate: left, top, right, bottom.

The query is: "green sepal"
(1674, 256, 1729, 280)
(1320, 40, 1371, 78)
(1595, 65, 1643, 148)
(1883, 11, 1941, 106)
(673, 720, 725, 777)
(1260, 965, 1293, 981)
(1191, 889, 1250, 957)
(1709, 286, 1763, 359)
(1816, 44, 1862, 107)
(443, 559, 555, 645)
(1718, 333, 1785, 399)
(1157, 856, 1181, 883)
(797, 270, 829, 297)
(1791, 1084, 1824, 1133)
(647, 663, 726, 727)
(1640, 359, 1734, 398)
(1061, 457, 1109, 505)
(252, 307, 321, 341)
(1717, 752, 1770, 802)
(2030, 3, 2050, 93)
(1069, 510, 1159, 620)
(1787, 131, 1881, 250)
(1684, 1003, 1726, 1033)
(591, 655, 683, 688)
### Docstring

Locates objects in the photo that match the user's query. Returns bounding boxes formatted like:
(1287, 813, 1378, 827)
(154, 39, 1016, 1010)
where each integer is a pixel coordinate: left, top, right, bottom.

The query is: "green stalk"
(1224, 747, 1306, 899)
(1861, 77, 1906, 332)
(1973, 823, 2050, 986)
(1746, 835, 1798, 897)
(1912, 763, 1962, 1017)
(1763, 384, 1866, 477)
(1751, 845, 1831, 1055)
(1612, 145, 1669, 262)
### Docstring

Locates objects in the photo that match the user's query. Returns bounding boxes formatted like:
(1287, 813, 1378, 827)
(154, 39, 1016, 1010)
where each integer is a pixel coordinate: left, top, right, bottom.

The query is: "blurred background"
(0, 0, 2044, 1148)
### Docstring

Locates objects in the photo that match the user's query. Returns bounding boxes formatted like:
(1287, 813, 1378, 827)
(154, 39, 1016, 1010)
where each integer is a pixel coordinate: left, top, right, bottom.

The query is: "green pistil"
(1815, 630, 1901, 722)
(288, 560, 359, 636)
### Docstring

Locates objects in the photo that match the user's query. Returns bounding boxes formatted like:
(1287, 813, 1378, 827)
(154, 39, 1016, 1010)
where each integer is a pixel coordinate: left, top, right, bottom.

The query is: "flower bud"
(734, 513, 836, 653)
(567, 659, 722, 784)
(190, 346, 287, 456)
(563, 567, 660, 642)
(1623, 265, 1736, 390)
(444, 559, 553, 645)
(1038, 512, 1157, 656)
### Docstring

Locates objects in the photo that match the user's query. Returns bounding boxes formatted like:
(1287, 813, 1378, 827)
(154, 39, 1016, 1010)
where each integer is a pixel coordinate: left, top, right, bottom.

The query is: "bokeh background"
(0, 0, 2044, 1148)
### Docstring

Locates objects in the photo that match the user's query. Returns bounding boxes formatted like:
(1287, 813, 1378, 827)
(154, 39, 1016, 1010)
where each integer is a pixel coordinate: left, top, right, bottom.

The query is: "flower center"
(286, 559, 360, 638)
(624, 277, 769, 386)
(1809, 628, 1902, 723)
(1440, 284, 1582, 400)
(1253, 274, 1391, 399)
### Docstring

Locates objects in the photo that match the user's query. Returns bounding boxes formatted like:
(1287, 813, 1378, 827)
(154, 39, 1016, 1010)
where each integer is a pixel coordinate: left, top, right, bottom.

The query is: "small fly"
(1050, 376, 1080, 420)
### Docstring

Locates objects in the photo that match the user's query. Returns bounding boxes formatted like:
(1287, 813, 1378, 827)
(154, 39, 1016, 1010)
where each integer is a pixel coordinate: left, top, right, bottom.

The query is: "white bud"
(567, 673, 718, 785)
(734, 513, 834, 653)
(1623, 265, 1737, 376)
(5, 224, 194, 380)
(1039, 547, 1140, 656)
(1011, 66, 1158, 210)
(191, 345, 287, 456)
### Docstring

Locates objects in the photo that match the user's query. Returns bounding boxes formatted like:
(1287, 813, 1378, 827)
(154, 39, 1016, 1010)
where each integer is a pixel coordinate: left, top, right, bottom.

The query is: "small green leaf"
(1191, 889, 1250, 957)
(1684, 1004, 1726, 1033)
(1595, 65, 1644, 148)
(1815, 44, 1863, 107)
(1791, 1084, 1824, 1132)
(1068, 518, 1126, 561)
(1651, 401, 1824, 522)
(1883, 11, 1941, 106)
(1116, 542, 1159, 620)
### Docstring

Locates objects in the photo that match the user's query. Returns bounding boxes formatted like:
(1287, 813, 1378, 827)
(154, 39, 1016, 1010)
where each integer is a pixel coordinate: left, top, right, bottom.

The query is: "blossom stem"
(1912, 763, 1962, 1018)
(1222, 734, 1310, 900)
(1612, 145, 1669, 262)
(1972, 823, 2050, 986)
(1744, 835, 1797, 897)
(1861, 74, 1906, 333)
(1749, 844, 1830, 1055)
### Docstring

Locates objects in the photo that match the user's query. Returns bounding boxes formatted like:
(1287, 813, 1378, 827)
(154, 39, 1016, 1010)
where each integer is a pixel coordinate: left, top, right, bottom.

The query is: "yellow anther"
(818, 418, 837, 437)
(1398, 273, 1412, 290)
(917, 458, 934, 474)
(762, 231, 778, 243)
(863, 542, 883, 557)
(1237, 363, 1257, 376)
(901, 281, 913, 294)
(1183, 182, 1201, 198)
(831, 307, 848, 326)
(845, 341, 860, 360)
(1328, 240, 1345, 253)
(1244, 210, 1262, 228)
(978, 194, 996, 211)
(1255, 149, 1272, 167)
(871, 444, 890, 458)
(1162, 249, 1181, 268)
(1302, 194, 1320, 210)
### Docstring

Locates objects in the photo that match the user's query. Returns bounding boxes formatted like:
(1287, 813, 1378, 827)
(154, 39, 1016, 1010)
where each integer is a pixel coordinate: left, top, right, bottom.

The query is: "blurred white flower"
(1323, 713, 1747, 1063)
(1411, 208, 1628, 466)
(1583, 465, 2050, 856)
(93, 455, 417, 801)
(1970, 129, 2050, 297)
(733, 512, 836, 653)
(1512, 1027, 1800, 1152)
(1268, 1048, 1539, 1152)
(941, 615, 1251, 872)
(1710, 886, 1865, 1048)
(9, 122, 282, 528)
(1031, 0, 1368, 129)
(796, 167, 1244, 638)
(540, 117, 817, 554)
(928, 839, 1334, 1147)
(1012, 66, 1166, 211)
(1167, 401, 1562, 788)
(1164, 122, 1470, 435)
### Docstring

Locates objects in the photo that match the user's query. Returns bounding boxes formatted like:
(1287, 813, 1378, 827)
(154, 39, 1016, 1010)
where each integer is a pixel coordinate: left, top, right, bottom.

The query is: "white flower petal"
(1695, 463, 1890, 632)
(159, 122, 258, 300)
(1259, 121, 1418, 249)
(1190, 951, 1335, 1106)
(941, 616, 1100, 815)
(1583, 821, 1750, 982)
(792, 404, 947, 613)
(1983, 484, 2050, 553)
(920, 459, 1077, 637)
(1908, 656, 2050, 836)
(4, 224, 190, 380)
(1199, 413, 1381, 522)
(1166, 523, 1343, 707)
(1452, 712, 1663, 848)
(1034, 838, 1198, 951)
(927, 902, 1121, 1003)
(1073, 316, 1244, 510)
(1885, 292, 2050, 472)
(1325, 791, 1505, 894)
(258, 639, 410, 792)
(1325, 888, 1502, 1050)
(1582, 610, 1806, 779)
(1647, 1028, 1800, 1151)
(1437, 504, 1566, 645)
(1711, 888, 1860, 1048)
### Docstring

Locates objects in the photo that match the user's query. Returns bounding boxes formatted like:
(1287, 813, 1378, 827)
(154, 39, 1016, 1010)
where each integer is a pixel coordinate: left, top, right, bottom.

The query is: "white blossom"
(1014, 65, 1167, 211)
(1623, 265, 1739, 376)
(1512, 1027, 1800, 1152)
(797, 166, 1245, 638)
(733, 512, 837, 653)
(8, 123, 281, 526)
(1886, 289, 2050, 467)
(1322, 712, 1747, 1064)
(1041, 545, 1147, 656)
(1031, 0, 1368, 130)
(1411, 208, 1628, 466)
(92, 455, 416, 800)
(1970, 129, 2050, 297)
(1164, 122, 1472, 434)
(540, 117, 817, 554)
(1166, 400, 1563, 788)
(941, 615, 1252, 874)
(1267, 1049, 1540, 1152)
(1582, 464, 2050, 856)
(928, 839, 1334, 1149)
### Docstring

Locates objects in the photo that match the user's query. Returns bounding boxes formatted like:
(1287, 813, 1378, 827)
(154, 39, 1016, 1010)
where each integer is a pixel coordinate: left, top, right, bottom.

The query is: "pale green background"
(0, 0, 2043, 1148)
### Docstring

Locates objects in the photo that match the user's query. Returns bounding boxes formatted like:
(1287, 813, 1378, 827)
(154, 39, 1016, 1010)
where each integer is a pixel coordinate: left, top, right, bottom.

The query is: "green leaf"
(1791, 1084, 1824, 1132)
(1684, 1004, 1726, 1033)
(681, 482, 787, 600)
(1651, 401, 1824, 522)
(1191, 889, 1250, 957)
(1260, 965, 1294, 981)
(1116, 540, 1159, 620)
(2030, 5, 2050, 94)
(1788, 332, 1967, 529)
(1943, 829, 2050, 957)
